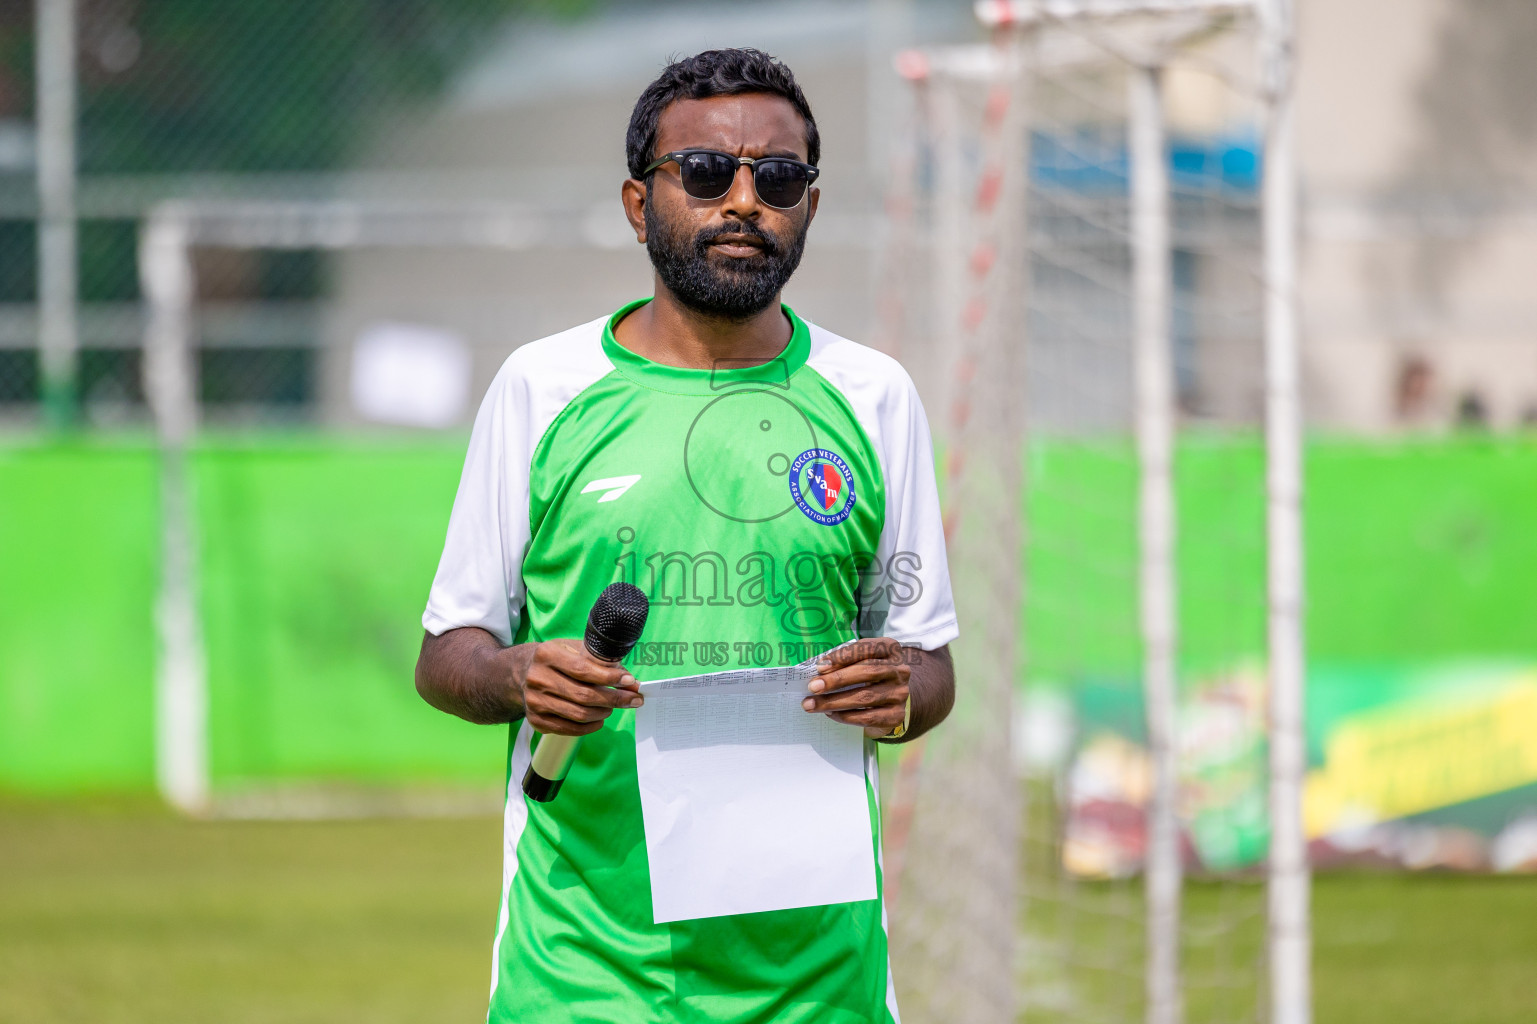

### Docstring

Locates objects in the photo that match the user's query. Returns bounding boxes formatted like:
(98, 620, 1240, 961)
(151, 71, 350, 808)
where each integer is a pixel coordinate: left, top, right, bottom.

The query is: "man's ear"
(621, 178, 648, 243)
(805, 185, 819, 227)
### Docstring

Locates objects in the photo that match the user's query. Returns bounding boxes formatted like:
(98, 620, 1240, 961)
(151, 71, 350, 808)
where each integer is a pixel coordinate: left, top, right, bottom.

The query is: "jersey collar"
(601, 297, 811, 395)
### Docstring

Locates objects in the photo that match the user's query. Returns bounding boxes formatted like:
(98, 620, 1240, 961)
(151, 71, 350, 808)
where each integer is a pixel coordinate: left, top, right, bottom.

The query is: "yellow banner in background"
(1305, 673, 1537, 837)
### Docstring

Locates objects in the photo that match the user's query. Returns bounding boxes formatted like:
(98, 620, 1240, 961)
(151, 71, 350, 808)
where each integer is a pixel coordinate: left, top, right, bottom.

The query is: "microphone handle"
(521, 647, 621, 803)
(521, 582, 648, 803)
(523, 730, 582, 802)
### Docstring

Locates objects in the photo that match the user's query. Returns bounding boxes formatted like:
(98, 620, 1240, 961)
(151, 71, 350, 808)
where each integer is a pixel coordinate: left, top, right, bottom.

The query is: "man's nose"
(719, 162, 760, 218)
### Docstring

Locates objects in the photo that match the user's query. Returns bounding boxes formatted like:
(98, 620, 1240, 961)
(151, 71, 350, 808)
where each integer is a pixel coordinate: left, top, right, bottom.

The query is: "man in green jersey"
(416, 48, 958, 1023)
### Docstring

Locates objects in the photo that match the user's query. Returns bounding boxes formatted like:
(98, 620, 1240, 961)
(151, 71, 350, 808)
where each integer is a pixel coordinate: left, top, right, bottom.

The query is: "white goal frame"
(941, 3, 1308, 1024)
(138, 199, 587, 819)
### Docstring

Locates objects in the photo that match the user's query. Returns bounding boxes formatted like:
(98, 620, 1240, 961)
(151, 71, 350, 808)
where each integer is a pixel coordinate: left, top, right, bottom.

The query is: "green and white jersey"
(424, 299, 957, 1024)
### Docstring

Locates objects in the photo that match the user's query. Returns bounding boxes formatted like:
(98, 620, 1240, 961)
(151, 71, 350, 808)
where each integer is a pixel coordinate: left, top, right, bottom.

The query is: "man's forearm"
(896, 645, 954, 743)
(415, 627, 531, 725)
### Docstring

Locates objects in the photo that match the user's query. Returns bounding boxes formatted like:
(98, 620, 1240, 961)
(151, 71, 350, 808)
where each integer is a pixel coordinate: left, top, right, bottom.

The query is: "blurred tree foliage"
(0, 0, 591, 305)
(75, 0, 591, 174)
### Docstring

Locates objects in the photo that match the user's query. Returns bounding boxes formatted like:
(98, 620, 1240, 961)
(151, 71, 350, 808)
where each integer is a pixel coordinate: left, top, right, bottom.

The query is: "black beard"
(645, 200, 808, 321)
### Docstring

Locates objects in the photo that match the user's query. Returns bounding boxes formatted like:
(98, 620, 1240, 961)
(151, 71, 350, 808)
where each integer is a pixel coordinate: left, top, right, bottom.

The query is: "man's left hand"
(802, 637, 911, 739)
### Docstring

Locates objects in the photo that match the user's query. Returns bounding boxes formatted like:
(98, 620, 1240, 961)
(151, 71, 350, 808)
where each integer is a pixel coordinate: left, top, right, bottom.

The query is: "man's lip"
(709, 235, 765, 249)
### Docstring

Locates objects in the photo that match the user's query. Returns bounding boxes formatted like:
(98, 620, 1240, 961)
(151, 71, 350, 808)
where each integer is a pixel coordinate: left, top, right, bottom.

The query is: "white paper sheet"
(633, 650, 877, 924)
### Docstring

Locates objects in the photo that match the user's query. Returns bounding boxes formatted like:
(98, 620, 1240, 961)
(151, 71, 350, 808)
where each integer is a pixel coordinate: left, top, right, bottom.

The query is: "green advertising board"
(3, 431, 1536, 865)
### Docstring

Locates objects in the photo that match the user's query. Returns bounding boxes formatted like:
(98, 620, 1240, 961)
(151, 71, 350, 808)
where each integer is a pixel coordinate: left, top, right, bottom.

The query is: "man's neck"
(611, 280, 791, 370)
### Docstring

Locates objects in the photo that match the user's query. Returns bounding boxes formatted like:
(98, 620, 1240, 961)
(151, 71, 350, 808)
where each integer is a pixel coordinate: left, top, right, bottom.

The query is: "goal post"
(138, 199, 572, 817)
(1129, 59, 1182, 1024)
(1256, 1, 1309, 1022)
(141, 209, 203, 813)
(885, 1, 1306, 1022)
(884, 32, 1030, 1024)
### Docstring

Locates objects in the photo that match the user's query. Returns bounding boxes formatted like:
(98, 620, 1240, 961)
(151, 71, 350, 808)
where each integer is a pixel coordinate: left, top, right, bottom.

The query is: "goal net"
(877, 3, 1304, 1023)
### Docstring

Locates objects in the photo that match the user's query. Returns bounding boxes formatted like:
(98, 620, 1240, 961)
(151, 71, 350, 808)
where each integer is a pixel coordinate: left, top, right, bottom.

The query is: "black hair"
(625, 48, 820, 181)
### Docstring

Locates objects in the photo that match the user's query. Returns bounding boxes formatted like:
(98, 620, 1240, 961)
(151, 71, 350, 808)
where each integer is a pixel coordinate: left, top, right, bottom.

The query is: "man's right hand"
(513, 638, 643, 736)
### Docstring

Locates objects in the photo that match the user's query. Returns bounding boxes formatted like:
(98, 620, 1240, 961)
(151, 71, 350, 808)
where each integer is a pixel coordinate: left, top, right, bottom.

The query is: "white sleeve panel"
(422, 317, 613, 644)
(806, 325, 959, 651)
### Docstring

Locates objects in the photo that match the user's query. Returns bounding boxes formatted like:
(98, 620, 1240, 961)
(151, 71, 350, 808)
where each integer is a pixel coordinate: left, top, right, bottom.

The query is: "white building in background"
(1297, 0, 1537, 433)
(319, 0, 1537, 434)
(321, 1, 971, 427)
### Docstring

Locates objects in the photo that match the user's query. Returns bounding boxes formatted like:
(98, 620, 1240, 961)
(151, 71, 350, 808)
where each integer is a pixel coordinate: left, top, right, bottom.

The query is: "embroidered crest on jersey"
(789, 448, 856, 525)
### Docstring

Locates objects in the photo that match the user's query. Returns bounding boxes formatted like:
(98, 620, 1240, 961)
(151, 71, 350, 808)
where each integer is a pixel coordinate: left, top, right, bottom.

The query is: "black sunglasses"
(643, 149, 820, 210)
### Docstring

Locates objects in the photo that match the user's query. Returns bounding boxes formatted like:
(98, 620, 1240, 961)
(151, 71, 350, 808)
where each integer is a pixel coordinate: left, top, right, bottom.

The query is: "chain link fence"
(0, 0, 591, 427)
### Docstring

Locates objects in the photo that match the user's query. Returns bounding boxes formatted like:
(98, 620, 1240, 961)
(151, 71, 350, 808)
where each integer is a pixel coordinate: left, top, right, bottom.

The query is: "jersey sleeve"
(867, 372, 959, 650)
(806, 327, 959, 650)
(422, 359, 534, 645)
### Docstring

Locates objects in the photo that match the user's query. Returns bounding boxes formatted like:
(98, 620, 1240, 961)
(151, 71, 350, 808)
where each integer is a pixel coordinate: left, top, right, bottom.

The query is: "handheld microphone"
(521, 582, 650, 803)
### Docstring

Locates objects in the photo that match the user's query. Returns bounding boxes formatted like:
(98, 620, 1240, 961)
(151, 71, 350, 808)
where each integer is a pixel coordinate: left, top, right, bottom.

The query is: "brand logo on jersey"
(581, 475, 641, 503)
(789, 449, 855, 525)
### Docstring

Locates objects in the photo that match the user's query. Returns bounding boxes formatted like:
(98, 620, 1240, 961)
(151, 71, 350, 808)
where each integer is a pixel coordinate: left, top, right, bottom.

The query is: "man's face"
(630, 93, 819, 320)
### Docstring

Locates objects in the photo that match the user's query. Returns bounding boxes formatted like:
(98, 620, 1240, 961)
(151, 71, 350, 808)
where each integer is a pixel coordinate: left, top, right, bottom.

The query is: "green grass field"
(0, 799, 496, 1024)
(3, 799, 1535, 1023)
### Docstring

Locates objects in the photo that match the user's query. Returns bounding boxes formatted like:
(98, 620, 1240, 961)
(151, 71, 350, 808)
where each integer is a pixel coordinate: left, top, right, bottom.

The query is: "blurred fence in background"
(0, 0, 965, 808)
(0, 0, 958, 432)
(0, 0, 591, 428)
(0, 0, 1533, 852)
(9, 0, 1537, 437)
(6, 6, 1537, 1024)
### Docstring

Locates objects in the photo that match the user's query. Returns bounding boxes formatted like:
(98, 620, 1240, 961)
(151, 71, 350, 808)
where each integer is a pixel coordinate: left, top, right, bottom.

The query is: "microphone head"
(584, 582, 650, 662)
